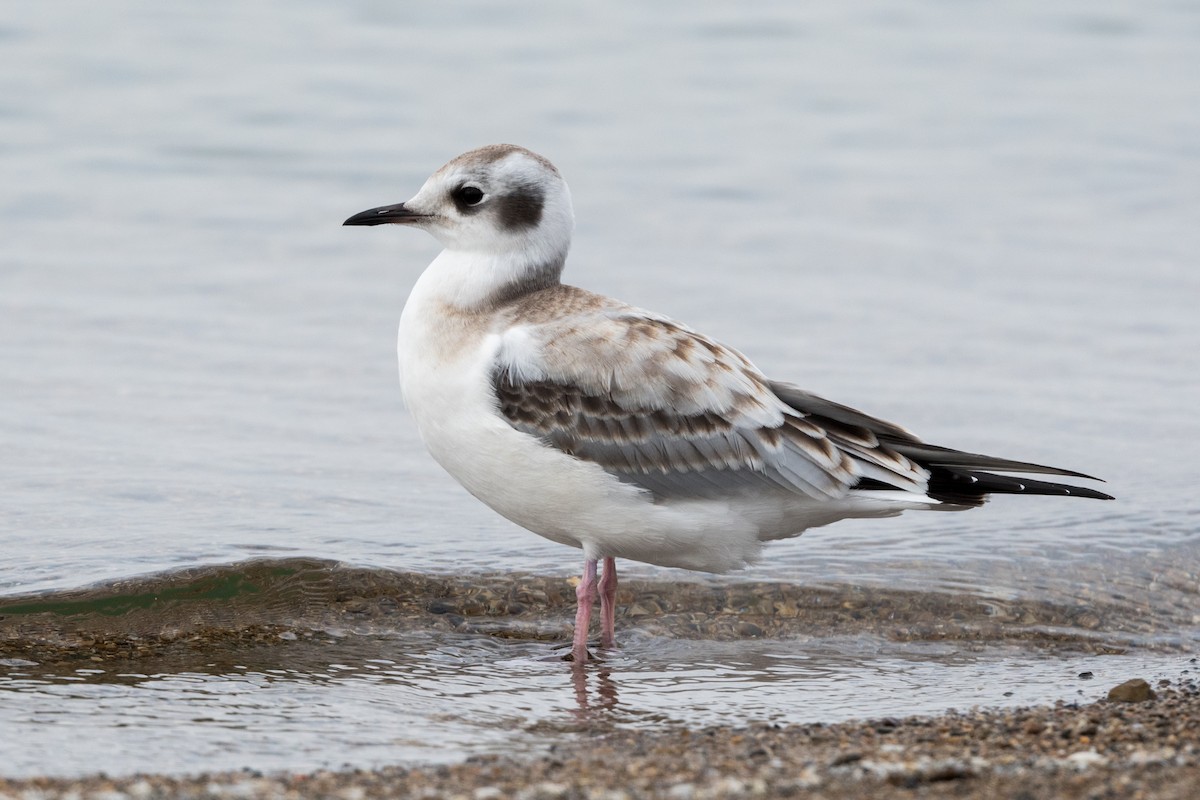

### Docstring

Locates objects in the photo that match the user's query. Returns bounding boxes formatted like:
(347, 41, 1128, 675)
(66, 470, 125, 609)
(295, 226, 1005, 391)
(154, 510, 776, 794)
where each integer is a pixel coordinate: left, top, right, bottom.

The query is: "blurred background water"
(1, 0, 1198, 779)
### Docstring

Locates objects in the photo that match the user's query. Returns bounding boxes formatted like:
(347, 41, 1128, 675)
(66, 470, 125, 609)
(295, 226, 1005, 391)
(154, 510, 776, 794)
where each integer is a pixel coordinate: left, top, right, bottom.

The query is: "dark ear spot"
(497, 183, 544, 232)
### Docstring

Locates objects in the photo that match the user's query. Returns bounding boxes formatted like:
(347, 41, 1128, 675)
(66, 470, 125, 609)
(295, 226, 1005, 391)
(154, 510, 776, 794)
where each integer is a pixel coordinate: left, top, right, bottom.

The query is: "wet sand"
(1, 675, 1196, 799)
(2, 558, 1191, 656)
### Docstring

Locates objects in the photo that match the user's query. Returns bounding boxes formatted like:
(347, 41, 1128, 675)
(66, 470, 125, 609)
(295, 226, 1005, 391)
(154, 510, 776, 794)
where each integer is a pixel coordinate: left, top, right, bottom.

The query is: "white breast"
(396, 256, 605, 550)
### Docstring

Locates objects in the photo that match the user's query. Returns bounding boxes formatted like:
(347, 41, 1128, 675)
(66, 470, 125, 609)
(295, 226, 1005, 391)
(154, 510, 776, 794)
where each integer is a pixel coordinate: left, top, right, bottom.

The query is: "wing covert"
(491, 308, 928, 501)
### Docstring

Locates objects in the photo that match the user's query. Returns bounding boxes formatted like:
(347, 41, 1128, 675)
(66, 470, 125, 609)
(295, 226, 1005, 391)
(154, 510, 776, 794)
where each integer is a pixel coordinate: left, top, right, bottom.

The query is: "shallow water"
(0, 636, 1189, 778)
(2, 0, 1199, 779)
(0, 559, 1195, 777)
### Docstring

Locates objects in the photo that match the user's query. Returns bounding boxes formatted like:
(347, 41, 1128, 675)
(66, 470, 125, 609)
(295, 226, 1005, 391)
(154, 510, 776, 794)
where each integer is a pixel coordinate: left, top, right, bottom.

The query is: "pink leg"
(571, 558, 598, 663)
(599, 557, 618, 649)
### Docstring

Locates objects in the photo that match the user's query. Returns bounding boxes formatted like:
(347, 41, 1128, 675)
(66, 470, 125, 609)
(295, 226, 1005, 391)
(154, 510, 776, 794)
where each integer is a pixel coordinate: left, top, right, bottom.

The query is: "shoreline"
(3, 675, 1196, 800)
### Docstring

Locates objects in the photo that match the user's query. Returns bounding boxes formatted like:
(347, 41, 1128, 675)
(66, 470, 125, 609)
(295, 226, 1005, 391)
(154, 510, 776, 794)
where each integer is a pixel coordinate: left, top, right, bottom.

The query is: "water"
(0, 559, 1193, 777)
(2, 0, 1199, 779)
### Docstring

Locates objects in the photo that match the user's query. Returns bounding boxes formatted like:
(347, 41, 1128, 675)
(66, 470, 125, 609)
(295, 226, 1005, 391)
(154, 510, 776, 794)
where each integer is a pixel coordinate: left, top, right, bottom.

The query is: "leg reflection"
(570, 662, 620, 714)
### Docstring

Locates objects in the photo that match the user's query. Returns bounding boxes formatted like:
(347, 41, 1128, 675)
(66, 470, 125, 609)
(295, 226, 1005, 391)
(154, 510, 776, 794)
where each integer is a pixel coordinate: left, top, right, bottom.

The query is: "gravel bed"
(2, 674, 1196, 800)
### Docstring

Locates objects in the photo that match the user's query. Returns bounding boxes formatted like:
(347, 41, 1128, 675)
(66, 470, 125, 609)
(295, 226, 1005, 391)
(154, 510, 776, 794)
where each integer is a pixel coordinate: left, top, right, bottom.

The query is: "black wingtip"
(926, 469, 1114, 504)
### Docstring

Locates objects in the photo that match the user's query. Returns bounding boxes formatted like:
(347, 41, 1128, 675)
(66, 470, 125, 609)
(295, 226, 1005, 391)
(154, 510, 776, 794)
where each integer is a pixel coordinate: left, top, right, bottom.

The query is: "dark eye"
(455, 185, 485, 206)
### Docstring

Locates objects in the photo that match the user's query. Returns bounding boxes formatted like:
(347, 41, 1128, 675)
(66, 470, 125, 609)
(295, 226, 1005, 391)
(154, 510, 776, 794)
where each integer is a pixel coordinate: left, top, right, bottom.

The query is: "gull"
(344, 144, 1113, 664)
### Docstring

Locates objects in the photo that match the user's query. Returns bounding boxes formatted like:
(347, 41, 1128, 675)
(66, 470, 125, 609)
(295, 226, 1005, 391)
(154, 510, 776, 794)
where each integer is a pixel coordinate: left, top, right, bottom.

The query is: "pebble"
(516, 781, 569, 800)
(1064, 750, 1108, 769)
(1108, 678, 1156, 702)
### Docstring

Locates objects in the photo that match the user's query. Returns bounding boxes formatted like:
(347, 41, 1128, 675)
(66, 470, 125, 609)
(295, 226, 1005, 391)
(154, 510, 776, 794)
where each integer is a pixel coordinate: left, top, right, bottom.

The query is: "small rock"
(1128, 747, 1177, 766)
(126, 780, 155, 799)
(588, 791, 630, 800)
(922, 761, 973, 782)
(528, 782, 569, 800)
(1078, 671, 1094, 680)
(1071, 717, 1098, 738)
(735, 622, 763, 637)
(665, 783, 694, 800)
(1065, 749, 1107, 769)
(793, 766, 822, 788)
(713, 777, 745, 795)
(1107, 678, 1155, 703)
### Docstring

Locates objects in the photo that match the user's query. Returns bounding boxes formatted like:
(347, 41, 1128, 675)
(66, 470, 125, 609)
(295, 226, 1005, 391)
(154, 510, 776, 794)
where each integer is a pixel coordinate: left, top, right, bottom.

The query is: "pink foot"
(570, 558, 598, 663)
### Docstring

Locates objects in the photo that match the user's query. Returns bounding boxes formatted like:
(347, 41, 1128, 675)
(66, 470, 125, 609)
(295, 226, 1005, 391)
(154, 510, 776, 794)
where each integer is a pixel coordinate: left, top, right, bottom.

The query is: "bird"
(344, 144, 1113, 664)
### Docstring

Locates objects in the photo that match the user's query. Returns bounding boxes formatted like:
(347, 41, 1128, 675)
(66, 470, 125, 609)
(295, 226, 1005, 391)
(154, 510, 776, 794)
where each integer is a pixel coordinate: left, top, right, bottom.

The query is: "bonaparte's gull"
(344, 144, 1112, 663)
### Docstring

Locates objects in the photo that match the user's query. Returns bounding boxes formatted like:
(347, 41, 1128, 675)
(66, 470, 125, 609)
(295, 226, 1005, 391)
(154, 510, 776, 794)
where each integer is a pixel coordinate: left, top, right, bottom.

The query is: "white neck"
(409, 245, 567, 312)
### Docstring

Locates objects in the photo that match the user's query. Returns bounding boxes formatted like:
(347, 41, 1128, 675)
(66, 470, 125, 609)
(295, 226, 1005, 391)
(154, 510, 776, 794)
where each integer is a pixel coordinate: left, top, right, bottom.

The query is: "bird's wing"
(769, 380, 1105, 480)
(768, 380, 1113, 503)
(491, 308, 928, 501)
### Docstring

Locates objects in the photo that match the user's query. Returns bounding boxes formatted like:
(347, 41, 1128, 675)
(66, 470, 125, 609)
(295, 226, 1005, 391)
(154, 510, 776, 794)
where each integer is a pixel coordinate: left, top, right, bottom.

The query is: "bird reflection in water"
(570, 661, 620, 716)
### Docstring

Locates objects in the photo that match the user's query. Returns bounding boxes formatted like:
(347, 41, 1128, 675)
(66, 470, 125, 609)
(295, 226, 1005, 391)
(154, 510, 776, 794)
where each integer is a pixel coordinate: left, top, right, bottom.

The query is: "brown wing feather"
(491, 307, 929, 500)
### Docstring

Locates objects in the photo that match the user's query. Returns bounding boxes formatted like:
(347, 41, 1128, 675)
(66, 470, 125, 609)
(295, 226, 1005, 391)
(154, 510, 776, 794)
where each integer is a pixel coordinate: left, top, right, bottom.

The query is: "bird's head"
(344, 144, 575, 267)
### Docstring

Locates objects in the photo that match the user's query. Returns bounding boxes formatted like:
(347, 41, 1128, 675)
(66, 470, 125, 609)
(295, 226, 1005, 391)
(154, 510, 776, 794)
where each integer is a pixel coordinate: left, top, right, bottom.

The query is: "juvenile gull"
(344, 144, 1113, 664)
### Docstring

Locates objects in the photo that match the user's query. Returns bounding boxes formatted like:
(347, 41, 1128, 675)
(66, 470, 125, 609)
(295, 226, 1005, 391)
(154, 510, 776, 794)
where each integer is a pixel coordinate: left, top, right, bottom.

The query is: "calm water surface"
(1, 0, 1198, 778)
